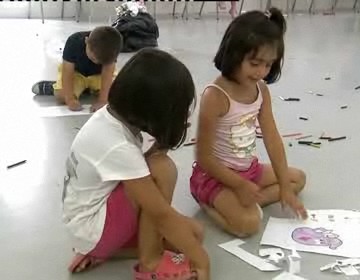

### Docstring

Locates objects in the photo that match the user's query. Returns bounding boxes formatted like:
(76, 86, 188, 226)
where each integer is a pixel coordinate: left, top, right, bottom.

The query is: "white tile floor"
(0, 11, 360, 280)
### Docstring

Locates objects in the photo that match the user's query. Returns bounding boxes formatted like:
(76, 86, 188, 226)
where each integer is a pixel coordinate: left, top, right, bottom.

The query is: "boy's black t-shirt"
(62, 31, 102, 77)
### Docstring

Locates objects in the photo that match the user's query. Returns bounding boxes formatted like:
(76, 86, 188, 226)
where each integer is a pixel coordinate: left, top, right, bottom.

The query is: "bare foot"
(229, 8, 237, 19)
(68, 254, 104, 273)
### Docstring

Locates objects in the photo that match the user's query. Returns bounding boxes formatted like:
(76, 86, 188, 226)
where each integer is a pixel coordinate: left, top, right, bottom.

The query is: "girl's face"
(235, 44, 277, 86)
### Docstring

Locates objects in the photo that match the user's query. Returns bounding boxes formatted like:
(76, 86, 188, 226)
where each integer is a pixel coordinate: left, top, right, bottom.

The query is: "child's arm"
(91, 63, 116, 112)
(197, 88, 262, 206)
(62, 61, 82, 111)
(257, 83, 307, 218)
(123, 176, 210, 279)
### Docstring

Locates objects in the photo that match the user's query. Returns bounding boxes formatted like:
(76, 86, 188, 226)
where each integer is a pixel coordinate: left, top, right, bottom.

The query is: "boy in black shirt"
(32, 26, 122, 112)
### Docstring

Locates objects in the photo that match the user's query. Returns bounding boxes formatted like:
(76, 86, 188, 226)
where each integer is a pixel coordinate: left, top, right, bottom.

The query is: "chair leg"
(199, 1, 205, 17)
(88, 1, 93, 24)
(309, 0, 314, 13)
(61, 1, 64, 19)
(332, 0, 338, 12)
(216, 2, 219, 20)
(239, 0, 244, 13)
(266, 0, 271, 10)
(153, 1, 156, 20)
(286, 0, 289, 14)
(181, 2, 188, 20)
(76, 1, 81, 22)
(172, 1, 177, 17)
(291, 0, 296, 12)
(28, 1, 31, 19)
(40, 0, 44, 24)
(353, 0, 358, 10)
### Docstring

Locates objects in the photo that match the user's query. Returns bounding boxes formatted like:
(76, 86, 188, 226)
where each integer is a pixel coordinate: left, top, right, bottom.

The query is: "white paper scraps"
(339, 265, 359, 276)
(261, 216, 360, 258)
(320, 258, 360, 276)
(37, 105, 92, 117)
(219, 239, 281, 272)
(273, 272, 308, 280)
(259, 248, 285, 263)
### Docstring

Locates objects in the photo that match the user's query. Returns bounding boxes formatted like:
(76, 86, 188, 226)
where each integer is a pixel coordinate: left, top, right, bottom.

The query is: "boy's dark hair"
(214, 7, 286, 84)
(108, 48, 195, 150)
(87, 26, 123, 65)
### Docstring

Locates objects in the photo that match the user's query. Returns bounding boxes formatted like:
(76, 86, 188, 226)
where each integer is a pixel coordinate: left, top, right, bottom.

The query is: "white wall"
(0, 0, 357, 22)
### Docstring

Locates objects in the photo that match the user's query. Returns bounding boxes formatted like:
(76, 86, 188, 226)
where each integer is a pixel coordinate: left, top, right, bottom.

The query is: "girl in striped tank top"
(190, 8, 307, 237)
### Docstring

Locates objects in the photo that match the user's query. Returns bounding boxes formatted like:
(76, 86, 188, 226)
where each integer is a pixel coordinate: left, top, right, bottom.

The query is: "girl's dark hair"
(108, 48, 195, 150)
(214, 7, 286, 84)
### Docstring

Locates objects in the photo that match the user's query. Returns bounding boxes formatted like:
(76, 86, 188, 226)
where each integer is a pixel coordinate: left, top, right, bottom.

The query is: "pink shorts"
(190, 160, 263, 206)
(87, 183, 138, 260)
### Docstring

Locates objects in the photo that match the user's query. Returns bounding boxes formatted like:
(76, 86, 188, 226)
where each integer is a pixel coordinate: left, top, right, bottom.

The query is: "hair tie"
(264, 10, 271, 19)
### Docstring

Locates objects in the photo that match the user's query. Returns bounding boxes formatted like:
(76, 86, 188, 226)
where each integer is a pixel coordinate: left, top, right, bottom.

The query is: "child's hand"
(236, 182, 263, 207)
(280, 189, 308, 219)
(65, 97, 83, 111)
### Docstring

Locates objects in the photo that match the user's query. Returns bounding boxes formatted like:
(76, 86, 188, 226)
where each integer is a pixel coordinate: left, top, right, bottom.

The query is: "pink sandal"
(134, 250, 195, 280)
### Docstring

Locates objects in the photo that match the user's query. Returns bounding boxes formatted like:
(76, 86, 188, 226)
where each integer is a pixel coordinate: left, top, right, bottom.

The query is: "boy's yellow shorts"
(53, 64, 117, 98)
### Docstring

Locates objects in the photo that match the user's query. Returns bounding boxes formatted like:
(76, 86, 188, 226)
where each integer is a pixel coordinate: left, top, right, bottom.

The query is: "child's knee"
(293, 169, 306, 192)
(229, 209, 261, 237)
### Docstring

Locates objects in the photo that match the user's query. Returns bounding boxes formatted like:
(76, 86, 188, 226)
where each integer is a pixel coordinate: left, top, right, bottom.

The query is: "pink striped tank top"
(207, 83, 263, 171)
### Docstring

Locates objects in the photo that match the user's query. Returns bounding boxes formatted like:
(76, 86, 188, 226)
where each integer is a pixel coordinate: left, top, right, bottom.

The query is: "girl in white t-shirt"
(62, 49, 209, 280)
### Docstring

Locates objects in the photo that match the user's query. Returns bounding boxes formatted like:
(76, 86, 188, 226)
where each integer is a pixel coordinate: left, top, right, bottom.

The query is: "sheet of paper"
(219, 239, 281, 272)
(272, 272, 308, 280)
(261, 216, 360, 258)
(308, 209, 360, 225)
(37, 105, 92, 117)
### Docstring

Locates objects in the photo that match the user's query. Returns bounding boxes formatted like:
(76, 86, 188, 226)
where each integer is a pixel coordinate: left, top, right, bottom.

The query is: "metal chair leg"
(40, 0, 44, 24)
(88, 1, 93, 24)
(172, 1, 177, 17)
(199, 1, 205, 17)
(76, 1, 81, 22)
(286, 0, 289, 14)
(239, 0, 245, 13)
(354, 0, 359, 10)
(28, 1, 31, 19)
(153, 1, 156, 20)
(216, 2, 219, 20)
(332, 0, 338, 12)
(61, 1, 64, 19)
(181, 2, 189, 20)
(291, 0, 297, 12)
(266, 0, 271, 10)
(309, 0, 314, 13)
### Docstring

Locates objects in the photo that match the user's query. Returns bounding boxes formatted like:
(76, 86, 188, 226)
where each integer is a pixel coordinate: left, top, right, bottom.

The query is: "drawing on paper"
(292, 227, 343, 250)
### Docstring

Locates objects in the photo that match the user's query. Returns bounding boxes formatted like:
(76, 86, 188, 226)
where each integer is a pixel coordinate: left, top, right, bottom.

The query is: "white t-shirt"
(62, 106, 150, 254)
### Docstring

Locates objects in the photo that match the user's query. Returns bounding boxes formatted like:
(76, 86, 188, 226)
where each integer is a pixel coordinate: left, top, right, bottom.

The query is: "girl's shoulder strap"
(203, 83, 232, 100)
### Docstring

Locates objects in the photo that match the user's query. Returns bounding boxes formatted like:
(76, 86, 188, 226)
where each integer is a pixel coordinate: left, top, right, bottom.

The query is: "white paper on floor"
(219, 239, 281, 272)
(272, 271, 308, 280)
(37, 105, 92, 117)
(320, 258, 360, 276)
(261, 212, 360, 258)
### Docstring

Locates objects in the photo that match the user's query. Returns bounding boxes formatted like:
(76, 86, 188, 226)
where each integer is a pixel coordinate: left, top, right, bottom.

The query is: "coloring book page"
(261, 211, 360, 258)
